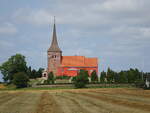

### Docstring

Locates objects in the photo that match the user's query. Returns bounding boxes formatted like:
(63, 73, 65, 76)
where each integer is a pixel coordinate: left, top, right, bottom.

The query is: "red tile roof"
(61, 56, 98, 67)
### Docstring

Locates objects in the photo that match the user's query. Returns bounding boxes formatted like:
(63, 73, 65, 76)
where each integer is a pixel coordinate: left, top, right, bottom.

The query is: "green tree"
(114, 72, 119, 83)
(0, 54, 27, 83)
(128, 68, 142, 83)
(27, 67, 44, 79)
(134, 68, 142, 81)
(74, 70, 89, 88)
(27, 66, 32, 78)
(47, 72, 55, 84)
(13, 72, 29, 88)
(106, 67, 115, 83)
(100, 71, 106, 83)
(36, 68, 44, 78)
(31, 69, 37, 79)
(127, 68, 136, 83)
(91, 70, 98, 82)
(119, 71, 128, 83)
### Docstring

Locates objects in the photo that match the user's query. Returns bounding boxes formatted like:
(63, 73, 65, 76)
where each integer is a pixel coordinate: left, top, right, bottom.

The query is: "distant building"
(43, 19, 98, 78)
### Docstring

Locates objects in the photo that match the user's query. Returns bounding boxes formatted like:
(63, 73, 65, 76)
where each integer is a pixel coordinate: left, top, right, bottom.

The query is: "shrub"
(72, 76, 76, 82)
(74, 70, 89, 88)
(135, 79, 145, 88)
(13, 72, 29, 88)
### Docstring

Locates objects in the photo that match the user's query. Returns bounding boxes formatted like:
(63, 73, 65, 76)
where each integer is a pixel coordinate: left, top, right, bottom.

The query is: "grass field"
(0, 88, 150, 113)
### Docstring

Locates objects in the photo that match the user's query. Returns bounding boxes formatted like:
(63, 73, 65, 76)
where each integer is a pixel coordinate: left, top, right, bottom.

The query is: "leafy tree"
(126, 69, 135, 83)
(36, 68, 44, 78)
(119, 71, 128, 83)
(31, 69, 37, 79)
(46, 72, 55, 84)
(106, 67, 115, 83)
(100, 71, 106, 83)
(114, 72, 120, 83)
(0, 54, 27, 83)
(134, 68, 142, 81)
(27, 67, 44, 79)
(126, 68, 141, 83)
(13, 72, 29, 88)
(74, 70, 89, 88)
(91, 70, 98, 82)
(27, 66, 32, 78)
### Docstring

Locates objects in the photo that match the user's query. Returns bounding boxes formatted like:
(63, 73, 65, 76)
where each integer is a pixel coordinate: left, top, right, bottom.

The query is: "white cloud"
(12, 0, 150, 28)
(100, 0, 139, 12)
(140, 27, 150, 38)
(0, 23, 17, 34)
(13, 8, 53, 25)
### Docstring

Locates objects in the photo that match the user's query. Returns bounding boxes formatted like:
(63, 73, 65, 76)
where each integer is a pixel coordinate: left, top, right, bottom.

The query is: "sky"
(0, 0, 150, 81)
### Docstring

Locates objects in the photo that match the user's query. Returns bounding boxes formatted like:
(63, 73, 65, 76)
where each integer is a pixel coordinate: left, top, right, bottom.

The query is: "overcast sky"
(0, 0, 150, 81)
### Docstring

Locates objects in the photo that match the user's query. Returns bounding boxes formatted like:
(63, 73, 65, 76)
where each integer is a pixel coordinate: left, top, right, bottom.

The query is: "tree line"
(100, 67, 144, 84)
(73, 68, 146, 88)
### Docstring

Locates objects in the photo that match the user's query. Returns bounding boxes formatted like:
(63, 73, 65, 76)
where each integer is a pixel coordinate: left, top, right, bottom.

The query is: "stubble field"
(0, 88, 150, 113)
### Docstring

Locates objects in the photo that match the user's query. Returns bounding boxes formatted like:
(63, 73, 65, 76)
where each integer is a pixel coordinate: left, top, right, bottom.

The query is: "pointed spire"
(54, 16, 55, 24)
(48, 17, 62, 52)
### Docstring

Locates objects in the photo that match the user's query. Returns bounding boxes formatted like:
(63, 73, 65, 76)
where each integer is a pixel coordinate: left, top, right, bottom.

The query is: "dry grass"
(0, 88, 150, 113)
(36, 92, 63, 113)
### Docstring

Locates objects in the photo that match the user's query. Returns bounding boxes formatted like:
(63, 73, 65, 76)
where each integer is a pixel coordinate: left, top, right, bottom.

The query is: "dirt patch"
(36, 92, 63, 113)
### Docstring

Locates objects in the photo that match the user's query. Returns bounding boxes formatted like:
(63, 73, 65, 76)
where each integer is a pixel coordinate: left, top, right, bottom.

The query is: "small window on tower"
(52, 55, 56, 58)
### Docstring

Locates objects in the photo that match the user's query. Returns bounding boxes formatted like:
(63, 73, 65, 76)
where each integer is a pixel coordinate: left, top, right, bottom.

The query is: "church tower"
(47, 18, 62, 75)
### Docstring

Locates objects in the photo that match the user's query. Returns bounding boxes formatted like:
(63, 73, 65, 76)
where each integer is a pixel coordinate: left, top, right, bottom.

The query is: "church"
(42, 20, 98, 78)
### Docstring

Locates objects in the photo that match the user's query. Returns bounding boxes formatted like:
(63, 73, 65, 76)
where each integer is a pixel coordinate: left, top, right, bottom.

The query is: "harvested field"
(0, 88, 150, 113)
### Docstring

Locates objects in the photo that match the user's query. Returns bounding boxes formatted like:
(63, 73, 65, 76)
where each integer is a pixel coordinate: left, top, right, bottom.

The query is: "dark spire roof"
(48, 17, 62, 52)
